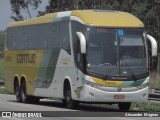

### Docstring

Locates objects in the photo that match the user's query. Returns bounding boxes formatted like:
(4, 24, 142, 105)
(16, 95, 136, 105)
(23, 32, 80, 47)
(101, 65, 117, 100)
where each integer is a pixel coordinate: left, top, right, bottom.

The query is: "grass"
(131, 103, 160, 112)
(95, 102, 160, 112)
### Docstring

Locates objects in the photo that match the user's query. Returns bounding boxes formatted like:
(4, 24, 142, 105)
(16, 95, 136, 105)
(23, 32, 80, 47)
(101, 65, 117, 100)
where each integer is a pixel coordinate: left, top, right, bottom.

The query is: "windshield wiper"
(87, 68, 110, 79)
(120, 54, 137, 81)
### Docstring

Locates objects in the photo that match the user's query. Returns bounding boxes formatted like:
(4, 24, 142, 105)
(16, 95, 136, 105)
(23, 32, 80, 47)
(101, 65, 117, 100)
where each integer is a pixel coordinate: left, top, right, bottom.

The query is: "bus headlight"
(83, 79, 101, 88)
(137, 82, 149, 89)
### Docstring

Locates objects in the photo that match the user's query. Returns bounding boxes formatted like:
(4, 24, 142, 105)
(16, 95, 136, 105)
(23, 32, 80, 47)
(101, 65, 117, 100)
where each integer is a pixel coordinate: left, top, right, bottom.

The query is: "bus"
(5, 10, 157, 111)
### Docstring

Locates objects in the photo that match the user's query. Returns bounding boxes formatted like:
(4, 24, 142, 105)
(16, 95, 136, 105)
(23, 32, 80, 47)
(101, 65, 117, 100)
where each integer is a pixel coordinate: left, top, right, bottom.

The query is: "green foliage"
(10, 0, 42, 21)
(0, 59, 4, 80)
(132, 103, 160, 112)
(0, 88, 8, 94)
(0, 31, 5, 80)
(0, 31, 5, 56)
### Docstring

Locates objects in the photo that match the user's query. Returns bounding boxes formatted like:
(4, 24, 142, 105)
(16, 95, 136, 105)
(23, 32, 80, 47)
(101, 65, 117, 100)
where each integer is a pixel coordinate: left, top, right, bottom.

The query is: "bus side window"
(59, 21, 71, 54)
(47, 23, 58, 49)
(7, 27, 17, 50)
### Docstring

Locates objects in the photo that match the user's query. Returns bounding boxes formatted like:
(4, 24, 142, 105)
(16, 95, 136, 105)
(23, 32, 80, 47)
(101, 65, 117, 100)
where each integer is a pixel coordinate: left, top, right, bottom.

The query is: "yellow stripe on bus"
(91, 77, 123, 87)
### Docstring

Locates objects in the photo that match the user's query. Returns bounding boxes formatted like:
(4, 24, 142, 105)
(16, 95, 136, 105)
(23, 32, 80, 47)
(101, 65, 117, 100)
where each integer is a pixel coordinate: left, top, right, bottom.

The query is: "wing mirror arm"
(147, 34, 157, 57)
(76, 32, 86, 54)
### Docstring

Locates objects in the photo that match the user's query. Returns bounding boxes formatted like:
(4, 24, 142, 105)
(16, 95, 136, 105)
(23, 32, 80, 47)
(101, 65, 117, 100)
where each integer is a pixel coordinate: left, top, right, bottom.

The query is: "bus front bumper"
(79, 84, 149, 103)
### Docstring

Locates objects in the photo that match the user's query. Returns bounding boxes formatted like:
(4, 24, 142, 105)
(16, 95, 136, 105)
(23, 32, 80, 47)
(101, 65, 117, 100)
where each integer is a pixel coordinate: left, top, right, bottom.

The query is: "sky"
(0, 0, 49, 31)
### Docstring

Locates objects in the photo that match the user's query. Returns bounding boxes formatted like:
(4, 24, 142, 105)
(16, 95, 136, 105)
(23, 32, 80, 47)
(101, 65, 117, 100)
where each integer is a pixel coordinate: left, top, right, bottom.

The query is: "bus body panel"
(33, 49, 76, 98)
(5, 10, 150, 105)
(5, 50, 44, 95)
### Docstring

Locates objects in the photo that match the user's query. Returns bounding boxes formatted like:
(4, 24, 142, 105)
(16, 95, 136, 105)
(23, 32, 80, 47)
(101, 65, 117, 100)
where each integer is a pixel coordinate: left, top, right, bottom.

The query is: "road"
(0, 94, 159, 120)
(0, 94, 125, 112)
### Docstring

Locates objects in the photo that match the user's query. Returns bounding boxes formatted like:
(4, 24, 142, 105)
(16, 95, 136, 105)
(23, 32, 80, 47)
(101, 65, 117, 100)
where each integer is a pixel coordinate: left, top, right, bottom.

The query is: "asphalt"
(0, 94, 159, 120)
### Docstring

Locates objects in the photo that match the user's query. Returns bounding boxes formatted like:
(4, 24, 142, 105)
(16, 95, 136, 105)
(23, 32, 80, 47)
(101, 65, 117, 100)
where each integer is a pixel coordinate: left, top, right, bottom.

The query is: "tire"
(118, 102, 131, 111)
(14, 81, 22, 102)
(21, 81, 29, 103)
(64, 85, 79, 109)
(62, 99, 66, 106)
(21, 81, 40, 103)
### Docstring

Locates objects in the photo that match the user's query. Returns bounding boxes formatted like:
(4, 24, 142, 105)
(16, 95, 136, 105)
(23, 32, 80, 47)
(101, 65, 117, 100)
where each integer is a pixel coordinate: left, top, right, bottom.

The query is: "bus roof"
(8, 10, 144, 28)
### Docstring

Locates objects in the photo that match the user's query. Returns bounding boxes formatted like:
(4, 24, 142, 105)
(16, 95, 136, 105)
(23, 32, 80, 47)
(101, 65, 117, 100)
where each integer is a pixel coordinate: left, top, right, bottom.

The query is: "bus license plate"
(114, 95, 125, 99)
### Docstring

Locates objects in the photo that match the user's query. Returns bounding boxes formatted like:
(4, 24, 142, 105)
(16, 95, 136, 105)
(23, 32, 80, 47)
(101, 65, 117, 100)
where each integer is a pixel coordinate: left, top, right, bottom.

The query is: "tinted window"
(6, 22, 70, 51)
(58, 21, 70, 53)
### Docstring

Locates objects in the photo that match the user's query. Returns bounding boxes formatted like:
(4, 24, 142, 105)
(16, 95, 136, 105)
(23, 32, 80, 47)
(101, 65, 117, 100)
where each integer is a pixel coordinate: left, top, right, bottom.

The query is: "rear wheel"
(118, 102, 131, 111)
(64, 84, 79, 109)
(14, 81, 22, 102)
(21, 81, 29, 103)
(21, 80, 40, 103)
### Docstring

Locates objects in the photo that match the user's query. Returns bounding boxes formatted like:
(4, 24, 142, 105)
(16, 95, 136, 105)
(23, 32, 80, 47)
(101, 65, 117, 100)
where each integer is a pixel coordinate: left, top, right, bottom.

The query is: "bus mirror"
(76, 32, 86, 54)
(147, 34, 157, 57)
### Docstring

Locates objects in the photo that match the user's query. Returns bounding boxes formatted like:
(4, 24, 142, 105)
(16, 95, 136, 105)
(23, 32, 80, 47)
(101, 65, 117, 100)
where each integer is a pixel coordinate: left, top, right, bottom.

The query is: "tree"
(45, 0, 80, 13)
(10, 0, 42, 21)
(145, 0, 160, 48)
(0, 31, 5, 58)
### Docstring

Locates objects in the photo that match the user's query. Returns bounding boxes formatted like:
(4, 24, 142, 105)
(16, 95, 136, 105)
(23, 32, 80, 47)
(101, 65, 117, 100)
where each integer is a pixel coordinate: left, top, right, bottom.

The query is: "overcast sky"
(0, 0, 49, 31)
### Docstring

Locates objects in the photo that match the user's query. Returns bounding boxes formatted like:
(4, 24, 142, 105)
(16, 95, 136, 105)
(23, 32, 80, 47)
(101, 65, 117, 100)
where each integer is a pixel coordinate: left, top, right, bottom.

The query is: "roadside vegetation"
(0, 59, 4, 80)
(0, 31, 5, 95)
(0, 87, 7, 94)
(150, 56, 160, 89)
(98, 103, 160, 112)
(131, 103, 160, 112)
(0, 31, 4, 80)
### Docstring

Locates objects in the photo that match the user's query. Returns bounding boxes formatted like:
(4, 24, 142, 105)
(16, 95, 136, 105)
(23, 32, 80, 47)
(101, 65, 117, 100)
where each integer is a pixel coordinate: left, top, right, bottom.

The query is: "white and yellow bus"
(5, 10, 157, 111)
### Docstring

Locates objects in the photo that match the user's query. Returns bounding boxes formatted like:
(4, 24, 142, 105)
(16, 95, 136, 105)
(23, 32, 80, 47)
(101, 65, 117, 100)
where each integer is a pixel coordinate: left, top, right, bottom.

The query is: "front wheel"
(118, 102, 131, 111)
(64, 85, 79, 109)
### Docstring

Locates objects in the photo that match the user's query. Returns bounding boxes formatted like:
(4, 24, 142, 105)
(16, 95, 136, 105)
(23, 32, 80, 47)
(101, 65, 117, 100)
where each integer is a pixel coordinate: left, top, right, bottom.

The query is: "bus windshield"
(86, 27, 148, 78)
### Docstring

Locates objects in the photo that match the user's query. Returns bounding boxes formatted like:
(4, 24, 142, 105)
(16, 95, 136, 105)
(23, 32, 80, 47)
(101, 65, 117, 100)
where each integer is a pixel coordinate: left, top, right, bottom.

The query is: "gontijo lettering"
(17, 54, 36, 64)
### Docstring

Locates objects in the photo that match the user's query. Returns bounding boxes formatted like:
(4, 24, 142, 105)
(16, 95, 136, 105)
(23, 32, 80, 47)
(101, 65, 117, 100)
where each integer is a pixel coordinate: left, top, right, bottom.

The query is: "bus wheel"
(118, 102, 131, 111)
(64, 85, 79, 109)
(21, 81, 29, 103)
(14, 81, 22, 102)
